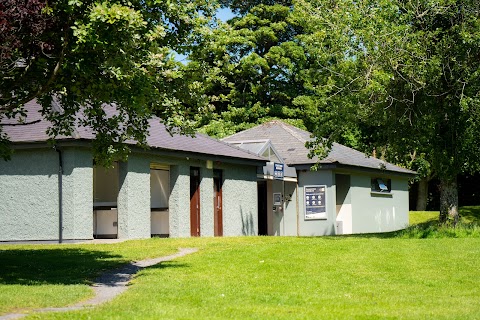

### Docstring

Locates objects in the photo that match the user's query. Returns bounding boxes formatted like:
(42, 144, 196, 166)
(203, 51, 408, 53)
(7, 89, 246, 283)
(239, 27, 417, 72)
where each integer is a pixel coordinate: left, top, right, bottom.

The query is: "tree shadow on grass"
(136, 261, 190, 275)
(460, 206, 480, 223)
(0, 248, 127, 285)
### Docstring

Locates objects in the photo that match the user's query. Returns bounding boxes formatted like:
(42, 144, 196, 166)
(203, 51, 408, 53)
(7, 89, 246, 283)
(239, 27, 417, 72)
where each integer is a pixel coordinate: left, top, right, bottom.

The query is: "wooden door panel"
(213, 169, 223, 237)
(190, 167, 201, 237)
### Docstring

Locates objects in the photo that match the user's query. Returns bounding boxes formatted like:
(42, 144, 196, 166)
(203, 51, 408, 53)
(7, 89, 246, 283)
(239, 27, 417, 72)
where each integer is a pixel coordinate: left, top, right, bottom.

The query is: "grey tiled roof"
(1, 100, 265, 162)
(223, 120, 414, 175)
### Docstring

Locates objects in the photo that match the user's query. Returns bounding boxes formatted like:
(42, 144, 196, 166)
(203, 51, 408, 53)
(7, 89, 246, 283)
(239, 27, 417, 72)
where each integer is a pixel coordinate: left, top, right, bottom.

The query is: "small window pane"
(371, 178, 391, 192)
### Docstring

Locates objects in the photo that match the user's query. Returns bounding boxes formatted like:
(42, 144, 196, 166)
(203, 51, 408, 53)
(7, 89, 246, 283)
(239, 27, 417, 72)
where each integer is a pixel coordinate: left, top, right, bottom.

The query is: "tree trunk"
(439, 177, 459, 225)
(415, 177, 429, 211)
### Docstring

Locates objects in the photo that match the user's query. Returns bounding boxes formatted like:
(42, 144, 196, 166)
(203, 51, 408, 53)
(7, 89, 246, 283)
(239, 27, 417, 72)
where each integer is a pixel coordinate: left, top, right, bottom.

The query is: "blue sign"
(274, 163, 284, 180)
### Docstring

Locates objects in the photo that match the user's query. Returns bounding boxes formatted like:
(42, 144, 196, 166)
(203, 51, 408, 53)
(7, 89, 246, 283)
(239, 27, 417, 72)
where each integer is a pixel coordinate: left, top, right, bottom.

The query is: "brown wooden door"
(213, 169, 223, 236)
(190, 167, 201, 236)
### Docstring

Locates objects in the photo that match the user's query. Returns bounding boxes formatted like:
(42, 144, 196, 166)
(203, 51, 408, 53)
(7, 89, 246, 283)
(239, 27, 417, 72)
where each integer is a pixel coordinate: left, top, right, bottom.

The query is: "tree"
(186, 2, 321, 137)
(218, 0, 292, 15)
(0, 0, 216, 164)
(295, 0, 480, 223)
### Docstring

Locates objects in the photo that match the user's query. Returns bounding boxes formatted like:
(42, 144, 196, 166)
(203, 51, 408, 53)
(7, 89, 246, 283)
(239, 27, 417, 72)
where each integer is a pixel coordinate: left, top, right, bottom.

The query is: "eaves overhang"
(9, 140, 268, 167)
(291, 162, 416, 178)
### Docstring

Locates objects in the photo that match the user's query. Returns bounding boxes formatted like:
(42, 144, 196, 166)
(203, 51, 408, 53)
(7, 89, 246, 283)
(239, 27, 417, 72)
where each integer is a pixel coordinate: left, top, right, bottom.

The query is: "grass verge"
(404, 206, 480, 238)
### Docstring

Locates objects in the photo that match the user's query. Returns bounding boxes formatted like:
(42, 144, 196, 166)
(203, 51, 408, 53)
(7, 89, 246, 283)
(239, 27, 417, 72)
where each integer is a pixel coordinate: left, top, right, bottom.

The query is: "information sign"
(273, 163, 284, 180)
(304, 185, 327, 220)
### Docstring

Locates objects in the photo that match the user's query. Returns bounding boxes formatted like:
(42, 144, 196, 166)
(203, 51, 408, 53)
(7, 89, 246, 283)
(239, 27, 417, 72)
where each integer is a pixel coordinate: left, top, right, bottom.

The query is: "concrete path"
(0, 248, 198, 320)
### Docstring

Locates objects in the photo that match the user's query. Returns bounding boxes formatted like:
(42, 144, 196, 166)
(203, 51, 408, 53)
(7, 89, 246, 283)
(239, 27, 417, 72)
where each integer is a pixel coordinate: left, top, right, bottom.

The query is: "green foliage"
(293, 0, 480, 220)
(187, 2, 320, 137)
(0, 0, 217, 165)
(295, 0, 480, 181)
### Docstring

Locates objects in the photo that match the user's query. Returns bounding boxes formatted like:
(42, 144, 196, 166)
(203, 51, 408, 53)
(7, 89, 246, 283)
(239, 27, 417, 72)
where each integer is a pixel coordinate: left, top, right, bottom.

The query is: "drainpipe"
(54, 146, 63, 243)
(296, 178, 299, 236)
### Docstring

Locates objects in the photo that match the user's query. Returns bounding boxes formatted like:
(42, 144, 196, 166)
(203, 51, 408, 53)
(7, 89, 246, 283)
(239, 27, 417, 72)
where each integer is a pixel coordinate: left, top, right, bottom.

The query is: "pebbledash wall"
(0, 147, 92, 241)
(0, 146, 258, 241)
(148, 154, 258, 238)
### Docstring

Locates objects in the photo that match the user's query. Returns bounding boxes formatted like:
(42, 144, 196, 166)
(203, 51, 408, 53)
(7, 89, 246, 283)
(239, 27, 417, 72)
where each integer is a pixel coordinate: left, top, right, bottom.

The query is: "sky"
(175, 7, 236, 63)
(217, 7, 236, 22)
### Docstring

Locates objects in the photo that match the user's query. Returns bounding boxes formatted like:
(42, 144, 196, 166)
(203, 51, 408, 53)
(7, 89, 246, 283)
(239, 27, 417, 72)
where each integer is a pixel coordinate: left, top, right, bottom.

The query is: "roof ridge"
(276, 121, 309, 144)
(197, 131, 267, 160)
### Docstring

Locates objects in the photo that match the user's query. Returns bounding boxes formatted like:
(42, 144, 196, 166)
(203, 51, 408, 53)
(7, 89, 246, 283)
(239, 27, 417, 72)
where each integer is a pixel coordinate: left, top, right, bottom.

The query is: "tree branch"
(0, 119, 41, 126)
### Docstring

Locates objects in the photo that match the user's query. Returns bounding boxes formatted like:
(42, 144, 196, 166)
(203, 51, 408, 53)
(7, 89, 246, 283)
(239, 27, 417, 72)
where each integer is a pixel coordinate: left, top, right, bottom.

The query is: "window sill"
(370, 191, 393, 198)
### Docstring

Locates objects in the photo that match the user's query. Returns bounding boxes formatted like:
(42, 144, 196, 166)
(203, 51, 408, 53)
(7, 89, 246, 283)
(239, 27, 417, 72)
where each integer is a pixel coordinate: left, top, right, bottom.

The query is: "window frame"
(371, 178, 392, 194)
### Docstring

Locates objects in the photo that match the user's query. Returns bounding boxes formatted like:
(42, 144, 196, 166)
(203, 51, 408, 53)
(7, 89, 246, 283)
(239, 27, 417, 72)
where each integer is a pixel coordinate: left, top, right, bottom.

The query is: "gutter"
(292, 163, 416, 178)
(54, 146, 63, 243)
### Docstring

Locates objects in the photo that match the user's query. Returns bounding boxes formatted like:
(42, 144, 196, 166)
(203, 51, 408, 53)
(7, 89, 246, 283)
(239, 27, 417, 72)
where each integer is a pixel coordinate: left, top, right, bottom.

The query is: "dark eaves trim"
(131, 145, 268, 167)
(10, 140, 268, 167)
(10, 139, 91, 150)
(292, 162, 416, 178)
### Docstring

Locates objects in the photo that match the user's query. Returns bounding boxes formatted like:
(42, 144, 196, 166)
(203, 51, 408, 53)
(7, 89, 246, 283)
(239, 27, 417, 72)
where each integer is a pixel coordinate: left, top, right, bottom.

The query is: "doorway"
(150, 166, 170, 237)
(257, 181, 268, 235)
(93, 164, 119, 239)
(190, 167, 201, 236)
(213, 169, 223, 236)
(335, 174, 352, 234)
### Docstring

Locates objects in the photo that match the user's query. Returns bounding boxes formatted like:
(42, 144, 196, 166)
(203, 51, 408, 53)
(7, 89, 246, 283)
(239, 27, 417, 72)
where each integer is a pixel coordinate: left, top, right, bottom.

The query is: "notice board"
(304, 185, 327, 220)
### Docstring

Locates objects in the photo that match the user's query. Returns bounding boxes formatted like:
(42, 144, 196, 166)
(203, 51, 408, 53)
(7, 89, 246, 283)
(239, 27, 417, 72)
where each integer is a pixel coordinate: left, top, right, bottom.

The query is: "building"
(223, 120, 415, 236)
(0, 100, 266, 241)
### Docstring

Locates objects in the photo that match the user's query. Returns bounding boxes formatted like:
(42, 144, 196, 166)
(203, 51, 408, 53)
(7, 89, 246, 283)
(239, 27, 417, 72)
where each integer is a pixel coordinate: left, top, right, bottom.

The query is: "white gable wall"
(350, 174, 410, 233)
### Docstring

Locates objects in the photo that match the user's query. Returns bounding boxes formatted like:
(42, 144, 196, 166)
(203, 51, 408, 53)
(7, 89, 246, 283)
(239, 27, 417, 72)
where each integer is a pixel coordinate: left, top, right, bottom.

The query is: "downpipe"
(54, 146, 63, 243)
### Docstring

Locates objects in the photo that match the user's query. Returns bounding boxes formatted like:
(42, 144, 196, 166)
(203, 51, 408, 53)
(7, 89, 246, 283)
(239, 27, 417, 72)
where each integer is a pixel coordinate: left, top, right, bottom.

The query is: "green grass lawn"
(0, 209, 479, 319)
(404, 207, 480, 238)
(409, 206, 480, 225)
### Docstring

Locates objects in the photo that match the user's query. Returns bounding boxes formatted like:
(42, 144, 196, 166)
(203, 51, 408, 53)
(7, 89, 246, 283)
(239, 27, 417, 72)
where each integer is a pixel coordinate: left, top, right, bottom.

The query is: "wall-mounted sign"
(273, 163, 284, 180)
(273, 192, 282, 206)
(304, 185, 327, 220)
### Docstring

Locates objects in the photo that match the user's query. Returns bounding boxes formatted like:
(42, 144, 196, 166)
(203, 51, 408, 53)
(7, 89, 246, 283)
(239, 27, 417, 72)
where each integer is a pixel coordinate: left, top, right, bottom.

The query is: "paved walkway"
(0, 248, 198, 320)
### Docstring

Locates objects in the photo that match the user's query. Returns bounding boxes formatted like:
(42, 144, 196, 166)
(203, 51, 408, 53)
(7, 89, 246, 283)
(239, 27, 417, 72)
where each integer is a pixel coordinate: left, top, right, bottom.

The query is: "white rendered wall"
(297, 170, 337, 236)
(350, 174, 409, 233)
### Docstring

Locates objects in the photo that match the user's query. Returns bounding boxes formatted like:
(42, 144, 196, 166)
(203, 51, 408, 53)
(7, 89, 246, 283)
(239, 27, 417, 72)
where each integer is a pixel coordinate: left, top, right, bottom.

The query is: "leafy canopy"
(186, 2, 317, 137)
(0, 0, 216, 164)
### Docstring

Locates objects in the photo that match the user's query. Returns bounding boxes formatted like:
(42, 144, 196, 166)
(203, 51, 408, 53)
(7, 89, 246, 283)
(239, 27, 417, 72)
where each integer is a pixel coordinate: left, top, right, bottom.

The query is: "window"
(371, 178, 391, 193)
